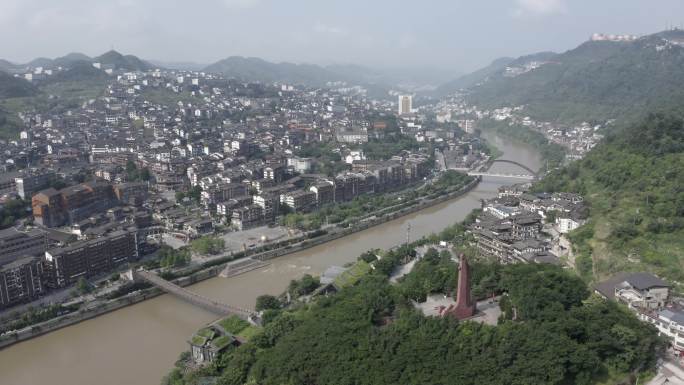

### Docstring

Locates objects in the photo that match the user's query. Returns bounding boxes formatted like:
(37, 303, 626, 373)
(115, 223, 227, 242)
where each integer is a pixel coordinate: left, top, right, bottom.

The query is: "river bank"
(0, 131, 541, 385)
(479, 119, 566, 171)
(0, 176, 481, 350)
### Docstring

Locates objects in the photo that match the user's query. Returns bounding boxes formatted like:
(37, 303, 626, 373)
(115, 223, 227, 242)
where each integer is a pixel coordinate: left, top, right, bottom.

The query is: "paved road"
(648, 355, 684, 385)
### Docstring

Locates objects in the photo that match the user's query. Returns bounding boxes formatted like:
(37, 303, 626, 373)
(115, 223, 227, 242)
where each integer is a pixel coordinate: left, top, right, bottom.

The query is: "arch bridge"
(489, 159, 538, 177)
(462, 159, 539, 180)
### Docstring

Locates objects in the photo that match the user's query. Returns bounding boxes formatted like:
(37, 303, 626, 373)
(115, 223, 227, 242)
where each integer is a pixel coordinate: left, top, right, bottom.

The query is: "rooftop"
(594, 272, 669, 300)
(0, 256, 38, 272)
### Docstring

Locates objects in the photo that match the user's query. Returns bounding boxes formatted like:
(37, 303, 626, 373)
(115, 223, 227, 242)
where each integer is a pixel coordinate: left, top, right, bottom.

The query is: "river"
(0, 132, 541, 385)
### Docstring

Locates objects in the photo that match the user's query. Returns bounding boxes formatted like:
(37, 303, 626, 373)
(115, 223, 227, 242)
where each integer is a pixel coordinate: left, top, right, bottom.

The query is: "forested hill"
(164, 256, 661, 385)
(434, 56, 515, 93)
(436, 52, 558, 95)
(94, 50, 153, 71)
(0, 71, 36, 98)
(204, 57, 457, 91)
(448, 30, 684, 123)
(204, 57, 339, 86)
(45, 61, 109, 83)
(534, 111, 684, 281)
(0, 50, 153, 73)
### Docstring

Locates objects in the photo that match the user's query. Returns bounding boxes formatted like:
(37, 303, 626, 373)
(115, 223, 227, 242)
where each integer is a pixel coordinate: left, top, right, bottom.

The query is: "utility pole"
(404, 222, 412, 264)
(406, 222, 411, 248)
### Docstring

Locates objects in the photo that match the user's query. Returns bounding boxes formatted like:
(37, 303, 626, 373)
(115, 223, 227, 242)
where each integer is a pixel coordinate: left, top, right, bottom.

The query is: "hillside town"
(0, 64, 501, 314)
(3, 6, 684, 383)
(430, 95, 605, 161)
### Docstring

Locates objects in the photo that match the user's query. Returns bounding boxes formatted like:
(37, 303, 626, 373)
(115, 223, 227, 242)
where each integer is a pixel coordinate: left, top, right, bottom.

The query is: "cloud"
(513, 0, 566, 17)
(398, 33, 418, 50)
(0, 0, 25, 23)
(222, 0, 261, 9)
(313, 22, 349, 37)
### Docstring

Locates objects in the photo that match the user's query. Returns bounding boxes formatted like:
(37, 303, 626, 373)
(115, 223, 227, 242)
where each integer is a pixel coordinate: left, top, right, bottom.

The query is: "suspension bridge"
(134, 269, 257, 322)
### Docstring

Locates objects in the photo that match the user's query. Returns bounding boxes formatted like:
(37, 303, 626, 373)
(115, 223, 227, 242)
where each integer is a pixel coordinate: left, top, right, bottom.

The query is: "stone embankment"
(0, 176, 480, 350)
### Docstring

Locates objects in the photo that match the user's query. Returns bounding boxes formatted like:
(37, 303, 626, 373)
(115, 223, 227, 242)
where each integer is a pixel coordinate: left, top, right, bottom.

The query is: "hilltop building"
(594, 272, 670, 310)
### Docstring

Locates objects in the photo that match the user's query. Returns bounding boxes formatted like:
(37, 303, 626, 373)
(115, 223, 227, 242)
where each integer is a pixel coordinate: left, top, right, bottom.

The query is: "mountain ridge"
(204, 56, 458, 90)
(443, 29, 684, 123)
(0, 50, 154, 72)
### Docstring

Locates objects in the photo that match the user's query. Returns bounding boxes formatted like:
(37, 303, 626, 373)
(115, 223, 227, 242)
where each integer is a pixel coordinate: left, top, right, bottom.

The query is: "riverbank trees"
(164, 253, 662, 385)
(534, 111, 684, 282)
(280, 170, 473, 231)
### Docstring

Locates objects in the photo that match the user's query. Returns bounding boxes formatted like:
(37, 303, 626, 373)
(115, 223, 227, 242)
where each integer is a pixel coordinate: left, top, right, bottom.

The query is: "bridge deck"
(446, 158, 538, 181)
(136, 270, 253, 320)
(466, 172, 535, 180)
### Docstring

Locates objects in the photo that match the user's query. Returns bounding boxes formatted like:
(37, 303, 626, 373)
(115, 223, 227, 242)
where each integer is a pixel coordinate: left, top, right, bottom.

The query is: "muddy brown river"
(0, 133, 541, 385)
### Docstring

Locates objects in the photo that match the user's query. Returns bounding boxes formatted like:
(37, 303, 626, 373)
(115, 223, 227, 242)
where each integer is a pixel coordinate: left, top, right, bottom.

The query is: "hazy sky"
(2, 0, 684, 72)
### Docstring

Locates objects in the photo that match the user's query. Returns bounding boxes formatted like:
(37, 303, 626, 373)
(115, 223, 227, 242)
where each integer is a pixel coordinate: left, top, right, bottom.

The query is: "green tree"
(0, 198, 29, 229)
(140, 168, 151, 181)
(76, 277, 92, 295)
(191, 236, 225, 255)
(255, 295, 281, 312)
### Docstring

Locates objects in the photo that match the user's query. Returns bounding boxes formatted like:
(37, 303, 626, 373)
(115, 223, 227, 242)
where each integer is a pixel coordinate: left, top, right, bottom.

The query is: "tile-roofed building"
(594, 272, 670, 309)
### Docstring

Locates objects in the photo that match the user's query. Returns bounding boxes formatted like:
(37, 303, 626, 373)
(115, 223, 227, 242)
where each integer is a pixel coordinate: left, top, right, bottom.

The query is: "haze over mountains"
(0, 50, 458, 92)
(204, 56, 458, 90)
(443, 29, 684, 123)
(3, 28, 684, 112)
(0, 50, 153, 73)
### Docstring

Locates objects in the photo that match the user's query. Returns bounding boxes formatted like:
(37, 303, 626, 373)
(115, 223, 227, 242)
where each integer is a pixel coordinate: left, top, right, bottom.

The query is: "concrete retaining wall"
(0, 177, 480, 350)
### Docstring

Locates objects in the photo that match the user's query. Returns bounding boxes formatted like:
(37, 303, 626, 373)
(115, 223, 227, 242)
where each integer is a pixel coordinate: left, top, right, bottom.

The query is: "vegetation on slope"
(163, 256, 662, 385)
(435, 56, 514, 93)
(0, 65, 107, 138)
(534, 111, 684, 281)
(463, 31, 684, 123)
(436, 51, 558, 96)
(204, 56, 348, 86)
(0, 108, 24, 139)
(45, 61, 108, 83)
(0, 71, 36, 98)
(94, 50, 153, 71)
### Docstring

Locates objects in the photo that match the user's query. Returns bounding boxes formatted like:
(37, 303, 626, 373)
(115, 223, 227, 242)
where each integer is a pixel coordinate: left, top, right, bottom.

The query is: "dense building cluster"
(431, 97, 604, 161)
(470, 184, 587, 265)
(0, 62, 485, 311)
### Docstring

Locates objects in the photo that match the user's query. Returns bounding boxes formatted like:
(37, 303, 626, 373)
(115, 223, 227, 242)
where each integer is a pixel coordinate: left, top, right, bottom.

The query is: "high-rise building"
(15, 170, 56, 200)
(0, 256, 44, 308)
(398, 95, 412, 115)
(32, 181, 118, 228)
(43, 229, 138, 288)
(0, 227, 48, 266)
